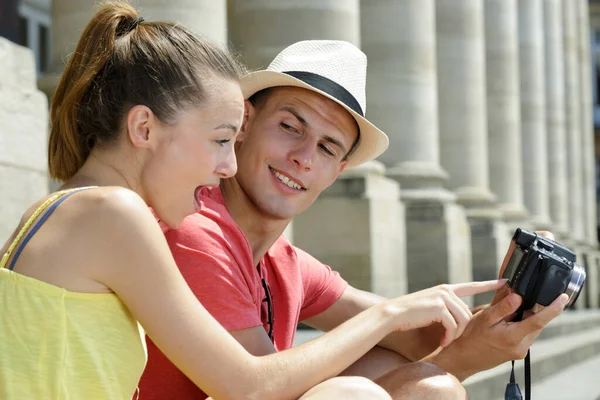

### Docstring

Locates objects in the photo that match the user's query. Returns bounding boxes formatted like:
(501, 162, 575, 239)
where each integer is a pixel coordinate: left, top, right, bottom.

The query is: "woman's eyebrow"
(214, 123, 239, 132)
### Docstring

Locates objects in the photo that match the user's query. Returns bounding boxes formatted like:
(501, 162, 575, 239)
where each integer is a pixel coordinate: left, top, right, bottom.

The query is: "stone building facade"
(1, 0, 599, 307)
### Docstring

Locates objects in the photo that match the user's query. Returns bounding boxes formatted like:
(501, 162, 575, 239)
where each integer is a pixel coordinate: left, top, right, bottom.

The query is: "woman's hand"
(382, 280, 506, 347)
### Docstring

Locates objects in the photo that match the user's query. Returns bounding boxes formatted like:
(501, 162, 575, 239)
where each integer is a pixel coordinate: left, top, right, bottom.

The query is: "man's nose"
(289, 141, 315, 170)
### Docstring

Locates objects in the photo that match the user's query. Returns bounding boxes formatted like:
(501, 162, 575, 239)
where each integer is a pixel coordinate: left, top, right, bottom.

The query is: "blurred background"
(2, 1, 600, 397)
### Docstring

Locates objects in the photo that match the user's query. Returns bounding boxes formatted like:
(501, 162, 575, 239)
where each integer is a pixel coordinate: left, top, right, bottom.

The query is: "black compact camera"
(502, 228, 586, 310)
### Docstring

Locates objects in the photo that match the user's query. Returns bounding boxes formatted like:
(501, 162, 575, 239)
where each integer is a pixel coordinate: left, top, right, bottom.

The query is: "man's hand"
(426, 291, 568, 381)
(492, 230, 555, 306)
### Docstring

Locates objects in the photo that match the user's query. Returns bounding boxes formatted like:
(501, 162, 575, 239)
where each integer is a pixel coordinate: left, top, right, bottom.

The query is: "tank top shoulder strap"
(0, 186, 97, 270)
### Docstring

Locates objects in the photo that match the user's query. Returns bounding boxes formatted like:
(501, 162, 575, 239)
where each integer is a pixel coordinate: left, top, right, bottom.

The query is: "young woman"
(0, 2, 501, 399)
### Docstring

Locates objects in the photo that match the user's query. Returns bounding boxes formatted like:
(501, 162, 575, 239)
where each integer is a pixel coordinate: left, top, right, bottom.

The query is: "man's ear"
(238, 100, 255, 142)
(322, 160, 349, 190)
(338, 160, 349, 174)
(126, 105, 155, 149)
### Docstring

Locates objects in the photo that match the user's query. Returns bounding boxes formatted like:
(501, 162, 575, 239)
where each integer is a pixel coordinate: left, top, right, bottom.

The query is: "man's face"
(234, 86, 359, 220)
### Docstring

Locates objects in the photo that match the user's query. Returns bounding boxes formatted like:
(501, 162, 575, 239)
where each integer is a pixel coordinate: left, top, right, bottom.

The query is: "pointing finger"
(452, 279, 508, 297)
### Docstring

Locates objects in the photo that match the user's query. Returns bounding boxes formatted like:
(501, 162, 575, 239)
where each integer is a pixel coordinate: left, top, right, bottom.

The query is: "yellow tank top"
(0, 188, 147, 399)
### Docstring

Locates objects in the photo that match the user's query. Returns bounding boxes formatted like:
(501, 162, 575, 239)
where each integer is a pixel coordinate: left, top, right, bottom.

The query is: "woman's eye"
(216, 139, 230, 146)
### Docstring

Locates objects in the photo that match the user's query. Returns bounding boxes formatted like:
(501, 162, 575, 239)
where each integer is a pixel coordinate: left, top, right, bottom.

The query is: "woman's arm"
(83, 189, 393, 399)
(87, 188, 500, 400)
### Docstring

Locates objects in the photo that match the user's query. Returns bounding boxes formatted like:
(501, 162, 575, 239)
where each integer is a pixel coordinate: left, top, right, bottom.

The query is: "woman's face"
(143, 78, 244, 227)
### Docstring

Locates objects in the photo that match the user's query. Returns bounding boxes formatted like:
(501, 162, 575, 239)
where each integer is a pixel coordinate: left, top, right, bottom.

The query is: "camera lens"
(564, 263, 586, 308)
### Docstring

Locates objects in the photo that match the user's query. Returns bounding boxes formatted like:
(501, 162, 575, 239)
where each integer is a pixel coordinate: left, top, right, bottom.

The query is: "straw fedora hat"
(240, 40, 389, 168)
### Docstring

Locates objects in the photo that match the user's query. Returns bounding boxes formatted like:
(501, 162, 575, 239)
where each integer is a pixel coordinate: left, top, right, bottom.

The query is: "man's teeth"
(273, 169, 302, 190)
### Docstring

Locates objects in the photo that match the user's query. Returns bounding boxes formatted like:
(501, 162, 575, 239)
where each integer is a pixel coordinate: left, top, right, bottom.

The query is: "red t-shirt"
(138, 187, 347, 399)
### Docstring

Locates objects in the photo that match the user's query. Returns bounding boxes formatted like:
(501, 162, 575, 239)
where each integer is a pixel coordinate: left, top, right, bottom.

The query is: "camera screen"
(503, 246, 524, 280)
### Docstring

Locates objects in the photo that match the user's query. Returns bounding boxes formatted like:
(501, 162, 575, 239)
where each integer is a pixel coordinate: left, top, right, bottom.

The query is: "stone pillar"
(543, 0, 570, 240)
(131, 0, 227, 45)
(228, 0, 360, 69)
(577, 0, 598, 247)
(38, 0, 96, 98)
(0, 38, 48, 243)
(293, 162, 407, 298)
(41, 0, 227, 95)
(483, 0, 528, 227)
(589, 256, 600, 309)
(562, 0, 586, 243)
(436, 0, 509, 304)
(437, 0, 494, 207)
(577, 0, 598, 309)
(360, 0, 472, 295)
(580, 253, 599, 309)
(518, 0, 552, 230)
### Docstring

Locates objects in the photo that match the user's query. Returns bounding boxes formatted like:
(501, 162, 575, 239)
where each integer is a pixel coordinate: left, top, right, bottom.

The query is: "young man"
(139, 41, 566, 399)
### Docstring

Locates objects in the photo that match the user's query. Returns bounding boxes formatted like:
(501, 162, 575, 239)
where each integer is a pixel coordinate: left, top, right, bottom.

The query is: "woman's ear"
(126, 105, 155, 149)
(238, 100, 255, 142)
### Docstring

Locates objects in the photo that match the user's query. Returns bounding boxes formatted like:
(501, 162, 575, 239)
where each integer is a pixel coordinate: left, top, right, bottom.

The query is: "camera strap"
(505, 308, 531, 400)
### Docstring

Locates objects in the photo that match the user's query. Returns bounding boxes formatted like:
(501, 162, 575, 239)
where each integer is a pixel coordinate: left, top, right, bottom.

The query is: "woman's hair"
(48, 0, 245, 181)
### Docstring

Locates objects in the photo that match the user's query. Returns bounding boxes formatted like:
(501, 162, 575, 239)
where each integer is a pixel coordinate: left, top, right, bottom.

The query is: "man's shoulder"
(266, 236, 322, 271)
(164, 193, 248, 254)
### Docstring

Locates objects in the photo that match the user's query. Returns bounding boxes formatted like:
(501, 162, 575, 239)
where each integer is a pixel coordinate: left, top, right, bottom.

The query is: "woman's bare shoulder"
(2, 187, 153, 259)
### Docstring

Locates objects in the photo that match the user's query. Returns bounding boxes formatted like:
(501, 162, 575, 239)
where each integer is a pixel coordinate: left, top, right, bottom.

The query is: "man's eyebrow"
(323, 135, 348, 154)
(280, 106, 308, 127)
(214, 123, 239, 132)
(280, 106, 348, 153)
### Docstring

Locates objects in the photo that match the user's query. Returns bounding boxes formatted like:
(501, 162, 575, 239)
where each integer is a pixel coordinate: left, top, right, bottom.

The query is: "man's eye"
(281, 123, 298, 133)
(319, 144, 335, 157)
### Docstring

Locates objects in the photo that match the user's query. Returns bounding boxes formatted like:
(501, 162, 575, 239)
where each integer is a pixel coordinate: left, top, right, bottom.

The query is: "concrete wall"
(0, 38, 48, 243)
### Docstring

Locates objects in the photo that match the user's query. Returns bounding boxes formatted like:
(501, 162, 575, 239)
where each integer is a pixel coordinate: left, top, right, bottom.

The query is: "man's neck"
(220, 179, 291, 266)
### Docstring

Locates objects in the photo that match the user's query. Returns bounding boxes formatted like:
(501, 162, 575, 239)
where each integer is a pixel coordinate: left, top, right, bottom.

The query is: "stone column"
(543, 0, 570, 239)
(38, 0, 96, 98)
(577, 0, 598, 247)
(228, 0, 360, 69)
(293, 162, 407, 298)
(563, 0, 586, 244)
(518, 0, 553, 230)
(131, 0, 226, 44)
(437, 0, 494, 207)
(0, 38, 48, 243)
(577, 0, 598, 309)
(41, 0, 227, 94)
(437, 0, 509, 304)
(360, 0, 472, 295)
(484, 0, 528, 226)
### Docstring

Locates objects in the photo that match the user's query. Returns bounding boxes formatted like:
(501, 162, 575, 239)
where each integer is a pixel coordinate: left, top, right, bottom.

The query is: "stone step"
(536, 309, 600, 340)
(526, 353, 600, 400)
(295, 310, 600, 399)
(464, 325, 600, 399)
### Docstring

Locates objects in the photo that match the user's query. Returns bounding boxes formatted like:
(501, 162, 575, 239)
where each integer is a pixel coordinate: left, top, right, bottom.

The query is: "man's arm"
(302, 286, 445, 362)
(228, 327, 278, 356)
(303, 284, 566, 381)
